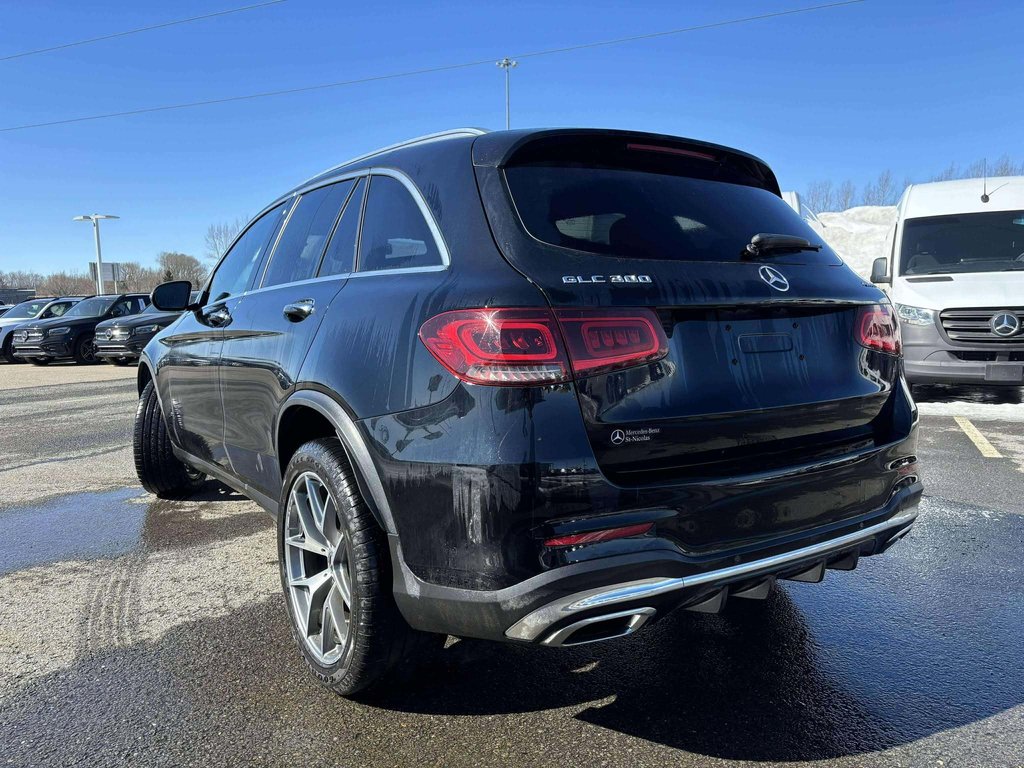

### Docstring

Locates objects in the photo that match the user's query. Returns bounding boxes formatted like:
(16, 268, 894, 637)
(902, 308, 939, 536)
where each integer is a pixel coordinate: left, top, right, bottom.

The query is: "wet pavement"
(0, 365, 1022, 768)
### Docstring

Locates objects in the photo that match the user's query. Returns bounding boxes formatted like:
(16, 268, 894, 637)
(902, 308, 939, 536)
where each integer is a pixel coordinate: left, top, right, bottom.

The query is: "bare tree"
(117, 261, 164, 292)
(861, 169, 900, 206)
(157, 252, 207, 286)
(204, 219, 244, 262)
(804, 180, 835, 213)
(990, 155, 1024, 177)
(40, 271, 93, 296)
(0, 270, 44, 289)
(836, 180, 857, 211)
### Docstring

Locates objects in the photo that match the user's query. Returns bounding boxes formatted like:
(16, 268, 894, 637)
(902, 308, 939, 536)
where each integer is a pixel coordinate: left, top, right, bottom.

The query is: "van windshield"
(900, 210, 1024, 275)
(505, 165, 840, 265)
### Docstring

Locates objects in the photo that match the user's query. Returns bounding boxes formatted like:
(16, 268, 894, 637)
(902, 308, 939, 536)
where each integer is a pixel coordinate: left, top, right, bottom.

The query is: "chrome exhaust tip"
(541, 607, 656, 647)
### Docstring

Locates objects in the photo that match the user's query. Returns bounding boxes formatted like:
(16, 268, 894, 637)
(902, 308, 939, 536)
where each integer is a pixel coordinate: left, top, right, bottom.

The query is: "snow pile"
(808, 206, 898, 279)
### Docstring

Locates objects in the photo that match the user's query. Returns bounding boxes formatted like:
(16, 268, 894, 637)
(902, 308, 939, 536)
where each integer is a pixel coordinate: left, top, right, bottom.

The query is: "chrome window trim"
(355, 166, 451, 271)
(212, 164, 451, 301)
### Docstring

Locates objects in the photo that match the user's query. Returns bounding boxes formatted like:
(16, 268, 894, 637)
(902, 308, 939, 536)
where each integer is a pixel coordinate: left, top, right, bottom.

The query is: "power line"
(0, 0, 288, 62)
(0, 0, 864, 133)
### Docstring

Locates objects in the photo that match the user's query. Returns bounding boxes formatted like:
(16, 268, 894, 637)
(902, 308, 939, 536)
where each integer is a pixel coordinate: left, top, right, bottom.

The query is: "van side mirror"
(151, 280, 194, 312)
(870, 257, 890, 285)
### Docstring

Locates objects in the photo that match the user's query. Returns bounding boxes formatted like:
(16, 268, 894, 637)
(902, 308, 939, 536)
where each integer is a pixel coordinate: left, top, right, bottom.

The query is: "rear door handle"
(204, 306, 232, 327)
(283, 299, 315, 322)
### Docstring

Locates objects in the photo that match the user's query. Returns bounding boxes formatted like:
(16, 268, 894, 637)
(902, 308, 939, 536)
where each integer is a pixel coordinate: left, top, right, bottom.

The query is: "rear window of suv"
(504, 141, 839, 265)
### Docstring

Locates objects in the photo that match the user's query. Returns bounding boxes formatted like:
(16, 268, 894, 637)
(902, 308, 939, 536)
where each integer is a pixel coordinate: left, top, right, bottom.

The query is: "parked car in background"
(134, 128, 921, 697)
(94, 292, 199, 365)
(0, 304, 14, 317)
(872, 176, 1024, 385)
(1, 296, 86, 363)
(13, 293, 149, 365)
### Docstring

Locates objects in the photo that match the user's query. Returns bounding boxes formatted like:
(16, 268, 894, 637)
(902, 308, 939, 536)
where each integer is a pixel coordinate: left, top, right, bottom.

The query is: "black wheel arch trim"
(276, 389, 397, 535)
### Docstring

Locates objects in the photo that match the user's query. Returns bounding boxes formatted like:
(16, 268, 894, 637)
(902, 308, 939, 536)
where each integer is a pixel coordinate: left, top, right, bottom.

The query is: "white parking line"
(953, 416, 1004, 458)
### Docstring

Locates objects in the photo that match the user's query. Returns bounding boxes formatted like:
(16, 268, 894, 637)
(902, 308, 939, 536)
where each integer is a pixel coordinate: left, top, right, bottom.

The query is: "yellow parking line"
(954, 416, 1003, 458)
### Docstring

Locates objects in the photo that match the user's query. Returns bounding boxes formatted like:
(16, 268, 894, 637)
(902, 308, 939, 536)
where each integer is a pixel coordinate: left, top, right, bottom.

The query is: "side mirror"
(870, 257, 890, 285)
(151, 280, 194, 311)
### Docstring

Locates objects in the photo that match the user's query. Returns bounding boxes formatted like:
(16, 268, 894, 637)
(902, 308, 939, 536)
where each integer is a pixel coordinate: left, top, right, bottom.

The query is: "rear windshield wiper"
(743, 233, 823, 259)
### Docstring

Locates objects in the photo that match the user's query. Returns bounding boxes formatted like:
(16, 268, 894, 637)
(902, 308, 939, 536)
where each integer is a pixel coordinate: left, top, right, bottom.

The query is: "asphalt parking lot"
(1, 363, 1022, 768)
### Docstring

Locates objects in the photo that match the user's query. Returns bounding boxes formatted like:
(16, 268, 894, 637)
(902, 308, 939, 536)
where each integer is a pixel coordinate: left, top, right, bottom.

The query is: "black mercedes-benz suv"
(14, 293, 150, 364)
(134, 128, 921, 696)
(0, 296, 85, 363)
(94, 292, 197, 365)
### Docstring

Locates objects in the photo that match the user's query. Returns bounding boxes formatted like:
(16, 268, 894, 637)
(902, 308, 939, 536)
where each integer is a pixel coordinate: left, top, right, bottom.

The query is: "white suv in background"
(871, 177, 1024, 386)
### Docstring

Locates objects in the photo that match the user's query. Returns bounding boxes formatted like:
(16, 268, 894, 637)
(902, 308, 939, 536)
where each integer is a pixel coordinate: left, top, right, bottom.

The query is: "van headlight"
(895, 304, 935, 327)
(46, 326, 71, 337)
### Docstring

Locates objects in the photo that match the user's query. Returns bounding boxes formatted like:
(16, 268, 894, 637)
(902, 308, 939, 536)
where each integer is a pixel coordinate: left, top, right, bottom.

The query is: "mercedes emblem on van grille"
(759, 265, 790, 292)
(990, 312, 1020, 337)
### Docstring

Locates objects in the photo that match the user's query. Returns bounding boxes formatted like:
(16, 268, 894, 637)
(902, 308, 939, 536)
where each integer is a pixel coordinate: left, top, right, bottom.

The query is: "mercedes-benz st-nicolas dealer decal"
(610, 427, 661, 445)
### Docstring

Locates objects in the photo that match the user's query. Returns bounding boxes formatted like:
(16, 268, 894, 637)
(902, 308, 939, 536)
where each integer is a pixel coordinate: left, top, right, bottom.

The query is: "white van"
(871, 177, 1024, 385)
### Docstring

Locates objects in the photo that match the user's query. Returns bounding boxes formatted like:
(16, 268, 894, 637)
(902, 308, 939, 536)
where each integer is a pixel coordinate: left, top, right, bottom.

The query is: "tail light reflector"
(555, 309, 668, 375)
(419, 308, 668, 386)
(544, 522, 654, 548)
(856, 304, 902, 355)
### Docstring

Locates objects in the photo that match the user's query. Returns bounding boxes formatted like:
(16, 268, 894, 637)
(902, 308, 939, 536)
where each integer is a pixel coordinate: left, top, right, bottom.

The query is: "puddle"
(0, 487, 147, 574)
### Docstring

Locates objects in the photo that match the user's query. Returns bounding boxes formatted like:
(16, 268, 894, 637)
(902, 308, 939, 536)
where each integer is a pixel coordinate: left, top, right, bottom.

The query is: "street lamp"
(496, 57, 517, 130)
(73, 214, 119, 295)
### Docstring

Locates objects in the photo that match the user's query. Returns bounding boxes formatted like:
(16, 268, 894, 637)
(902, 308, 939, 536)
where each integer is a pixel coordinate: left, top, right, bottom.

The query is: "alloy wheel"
(81, 335, 97, 363)
(284, 471, 355, 666)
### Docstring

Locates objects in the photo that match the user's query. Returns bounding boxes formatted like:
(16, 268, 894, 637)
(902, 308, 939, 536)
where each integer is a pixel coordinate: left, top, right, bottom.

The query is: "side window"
(130, 297, 148, 314)
(261, 181, 353, 288)
(319, 177, 366, 277)
(357, 175, 442, 272)
(109, 299, 133, 317)
(207, 204, 286, 302)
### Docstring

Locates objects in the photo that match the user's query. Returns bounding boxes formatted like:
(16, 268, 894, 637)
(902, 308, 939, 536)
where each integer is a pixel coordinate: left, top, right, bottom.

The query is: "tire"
(134, 381, 206, 497)
(1, 336, 20, 364)
(278, 438, 438, 696)
(73, 333, 98, 365)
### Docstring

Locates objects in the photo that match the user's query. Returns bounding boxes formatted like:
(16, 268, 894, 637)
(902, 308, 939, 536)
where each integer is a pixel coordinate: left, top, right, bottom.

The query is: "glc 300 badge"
(562, 274, 652, 284)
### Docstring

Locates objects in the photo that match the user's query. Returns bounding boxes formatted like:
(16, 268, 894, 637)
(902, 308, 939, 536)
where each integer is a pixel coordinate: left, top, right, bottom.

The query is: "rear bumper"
(393, 481, 922, 644)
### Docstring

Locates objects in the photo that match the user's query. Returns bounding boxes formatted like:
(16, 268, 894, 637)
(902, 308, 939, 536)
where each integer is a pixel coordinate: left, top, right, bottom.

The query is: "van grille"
(939, 308, 1024, 343)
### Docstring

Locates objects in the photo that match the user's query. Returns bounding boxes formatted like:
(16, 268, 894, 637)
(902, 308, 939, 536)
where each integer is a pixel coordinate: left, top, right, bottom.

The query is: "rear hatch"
(474, 130, 899, 487)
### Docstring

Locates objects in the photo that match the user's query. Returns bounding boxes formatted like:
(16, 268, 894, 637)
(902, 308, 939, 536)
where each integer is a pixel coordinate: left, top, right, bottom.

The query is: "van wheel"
(278, 438, 439, 696)
(73, 333, 98, 364)
(134, 381, 206, 497)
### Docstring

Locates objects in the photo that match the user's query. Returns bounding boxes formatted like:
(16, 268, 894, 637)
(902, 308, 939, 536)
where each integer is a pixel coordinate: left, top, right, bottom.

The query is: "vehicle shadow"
(365, 505, 1024, 762)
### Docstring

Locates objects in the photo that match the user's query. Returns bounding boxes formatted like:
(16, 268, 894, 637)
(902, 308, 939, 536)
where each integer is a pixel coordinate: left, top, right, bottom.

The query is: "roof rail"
(301, 128, 488, 187)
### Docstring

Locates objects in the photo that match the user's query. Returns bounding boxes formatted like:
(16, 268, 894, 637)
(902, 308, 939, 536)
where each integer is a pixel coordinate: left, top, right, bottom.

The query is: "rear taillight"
(418, 308, 669, 386)
(856, 304, 902, 356)
(554, 309, 668, 375)
(418, 309, 571, 385)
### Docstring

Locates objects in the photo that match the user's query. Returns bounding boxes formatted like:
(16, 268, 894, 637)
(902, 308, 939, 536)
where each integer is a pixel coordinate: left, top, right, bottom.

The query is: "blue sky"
(1, 0, 1022, 273)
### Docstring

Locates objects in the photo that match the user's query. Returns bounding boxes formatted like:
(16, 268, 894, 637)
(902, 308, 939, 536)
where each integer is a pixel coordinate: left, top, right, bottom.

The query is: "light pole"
(496, 57, 517, 129)
(73, 214, 119, 294)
